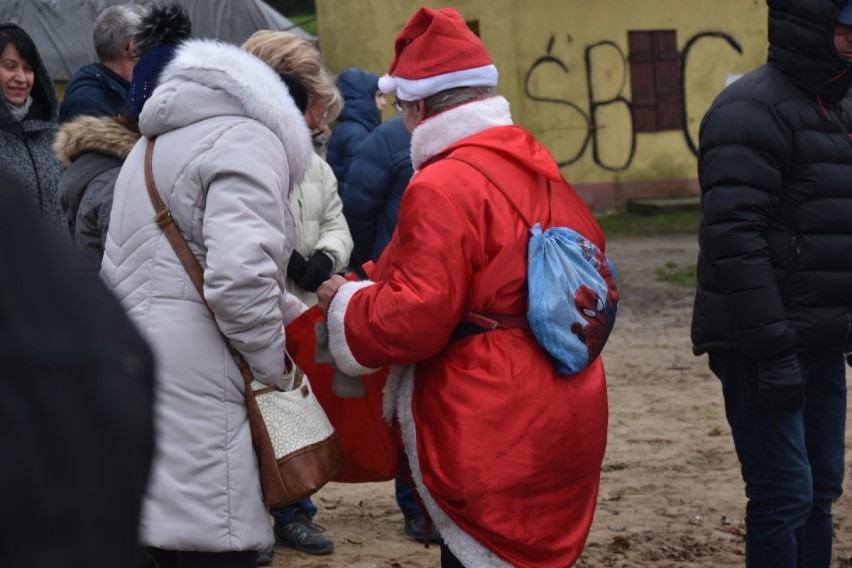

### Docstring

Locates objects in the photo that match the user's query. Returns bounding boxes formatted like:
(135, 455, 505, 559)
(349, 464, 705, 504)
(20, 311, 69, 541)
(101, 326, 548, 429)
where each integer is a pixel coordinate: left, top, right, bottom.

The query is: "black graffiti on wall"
(524, 31, 744, 170)
(680, 32, 744, 154)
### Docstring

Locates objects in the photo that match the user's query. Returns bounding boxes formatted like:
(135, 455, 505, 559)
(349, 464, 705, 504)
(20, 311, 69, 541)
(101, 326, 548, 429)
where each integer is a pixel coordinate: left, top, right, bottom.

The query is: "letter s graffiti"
(524, 35, 593, 166)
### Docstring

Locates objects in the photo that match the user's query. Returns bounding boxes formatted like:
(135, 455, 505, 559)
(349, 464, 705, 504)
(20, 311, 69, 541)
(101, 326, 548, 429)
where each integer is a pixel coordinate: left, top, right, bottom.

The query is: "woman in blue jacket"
(343, 115, 412, 265)
(326, 67, 382, 194)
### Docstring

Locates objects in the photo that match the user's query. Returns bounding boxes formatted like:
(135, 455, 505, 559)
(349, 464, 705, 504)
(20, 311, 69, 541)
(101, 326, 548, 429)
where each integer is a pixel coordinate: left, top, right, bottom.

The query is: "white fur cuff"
(326, 280, 381, 376)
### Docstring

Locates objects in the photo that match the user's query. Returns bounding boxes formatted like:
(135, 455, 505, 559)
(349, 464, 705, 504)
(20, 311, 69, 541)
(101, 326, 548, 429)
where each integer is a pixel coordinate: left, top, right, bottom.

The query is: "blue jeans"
(268, 477, 422, 527)
(269, 497, 317, 526)
(708, 351, 846, 568)
(396, 473, 422, 519)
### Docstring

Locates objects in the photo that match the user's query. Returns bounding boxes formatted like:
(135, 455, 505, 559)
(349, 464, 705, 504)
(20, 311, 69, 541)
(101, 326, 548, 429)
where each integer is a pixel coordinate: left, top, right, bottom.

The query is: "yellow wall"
(316, 0, 768, 202)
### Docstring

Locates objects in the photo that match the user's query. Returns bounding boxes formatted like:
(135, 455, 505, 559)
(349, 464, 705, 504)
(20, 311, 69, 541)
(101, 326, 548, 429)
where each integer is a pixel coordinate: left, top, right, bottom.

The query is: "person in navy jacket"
(326, 67, 382, 195)
(342, 115, 412, 266)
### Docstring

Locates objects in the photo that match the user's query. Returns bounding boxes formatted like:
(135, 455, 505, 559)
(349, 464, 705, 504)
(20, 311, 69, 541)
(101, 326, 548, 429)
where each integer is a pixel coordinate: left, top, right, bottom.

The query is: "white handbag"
(251, 369, 337, 466)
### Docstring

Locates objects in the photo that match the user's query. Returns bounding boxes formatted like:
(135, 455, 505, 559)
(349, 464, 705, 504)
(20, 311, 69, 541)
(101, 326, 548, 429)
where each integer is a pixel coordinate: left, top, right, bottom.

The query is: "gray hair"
(93, 4, 144, 62)
(423, 86, 497, 115)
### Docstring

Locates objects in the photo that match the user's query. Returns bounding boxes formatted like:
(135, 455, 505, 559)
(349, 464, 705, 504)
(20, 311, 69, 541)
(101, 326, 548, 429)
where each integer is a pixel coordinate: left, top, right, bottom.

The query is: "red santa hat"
(377, 7, 498, 101)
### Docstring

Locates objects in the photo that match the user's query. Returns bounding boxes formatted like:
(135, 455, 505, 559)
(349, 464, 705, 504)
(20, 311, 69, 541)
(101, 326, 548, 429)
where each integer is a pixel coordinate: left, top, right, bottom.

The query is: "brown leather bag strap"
(144, 137, 255, 386)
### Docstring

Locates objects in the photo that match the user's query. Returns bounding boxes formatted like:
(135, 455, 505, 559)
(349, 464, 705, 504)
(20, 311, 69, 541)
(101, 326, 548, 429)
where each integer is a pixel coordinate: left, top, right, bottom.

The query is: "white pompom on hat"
(378, 7, 498, 101)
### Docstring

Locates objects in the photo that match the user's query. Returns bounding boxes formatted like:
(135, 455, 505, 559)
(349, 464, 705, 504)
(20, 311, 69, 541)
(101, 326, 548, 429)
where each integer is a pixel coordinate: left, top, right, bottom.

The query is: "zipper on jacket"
(783, 234, 799, 302)
(840, 104, 852, 142)
(846, 312, 852, 348)
(19, 122, 45, 214)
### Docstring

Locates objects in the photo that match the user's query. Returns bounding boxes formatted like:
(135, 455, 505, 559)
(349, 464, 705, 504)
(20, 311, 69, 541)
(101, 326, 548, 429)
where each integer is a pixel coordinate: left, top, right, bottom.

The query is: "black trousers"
(145, 547, 256, 568)
(441, 544, 466, 568)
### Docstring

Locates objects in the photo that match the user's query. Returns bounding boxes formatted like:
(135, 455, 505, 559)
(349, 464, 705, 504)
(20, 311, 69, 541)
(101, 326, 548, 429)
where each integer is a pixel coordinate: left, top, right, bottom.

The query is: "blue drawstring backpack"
(449, 157, 619, 375)
(527, 225, 618, 375)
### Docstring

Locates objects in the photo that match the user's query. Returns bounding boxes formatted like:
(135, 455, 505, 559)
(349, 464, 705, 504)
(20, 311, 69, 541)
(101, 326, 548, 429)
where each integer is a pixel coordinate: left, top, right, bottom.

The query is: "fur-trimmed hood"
(53, 115, 140, 165)
(140, 39, 312, 183)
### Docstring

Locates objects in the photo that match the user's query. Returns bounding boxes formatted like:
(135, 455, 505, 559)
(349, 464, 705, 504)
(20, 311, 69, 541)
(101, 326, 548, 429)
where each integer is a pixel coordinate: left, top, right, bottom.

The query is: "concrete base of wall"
(572, 177, 700, 212)
(626, 196, 700, 215)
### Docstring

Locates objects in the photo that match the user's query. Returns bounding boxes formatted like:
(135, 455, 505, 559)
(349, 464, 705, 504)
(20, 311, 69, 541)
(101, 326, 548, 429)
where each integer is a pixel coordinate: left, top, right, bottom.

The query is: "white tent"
(0, 0, 315, 81)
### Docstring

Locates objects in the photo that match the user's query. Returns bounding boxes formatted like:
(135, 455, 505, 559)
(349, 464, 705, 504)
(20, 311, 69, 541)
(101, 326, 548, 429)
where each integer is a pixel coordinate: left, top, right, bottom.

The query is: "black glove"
(299, 252, 333, 292)
(287, 251, 308, 283)
(757, 353, 805, 413)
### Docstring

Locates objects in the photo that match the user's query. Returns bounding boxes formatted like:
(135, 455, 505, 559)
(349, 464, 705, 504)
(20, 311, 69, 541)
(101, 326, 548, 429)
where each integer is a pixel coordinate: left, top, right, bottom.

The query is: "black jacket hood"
(767, 0, 852, 103)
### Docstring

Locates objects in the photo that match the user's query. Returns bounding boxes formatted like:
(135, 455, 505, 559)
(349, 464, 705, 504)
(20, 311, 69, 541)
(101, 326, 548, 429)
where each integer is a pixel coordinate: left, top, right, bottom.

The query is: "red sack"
(285, 305, 398, 483)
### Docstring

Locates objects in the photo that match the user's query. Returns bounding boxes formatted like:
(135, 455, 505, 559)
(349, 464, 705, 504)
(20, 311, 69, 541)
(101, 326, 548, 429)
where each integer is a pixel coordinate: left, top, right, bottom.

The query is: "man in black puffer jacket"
(692, 1, 852, 566)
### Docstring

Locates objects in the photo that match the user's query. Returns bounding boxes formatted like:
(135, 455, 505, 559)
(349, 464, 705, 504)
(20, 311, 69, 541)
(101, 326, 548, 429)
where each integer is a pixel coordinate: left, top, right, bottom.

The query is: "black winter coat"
(692, 0, 852, 360)
(0, 171, 154, 568)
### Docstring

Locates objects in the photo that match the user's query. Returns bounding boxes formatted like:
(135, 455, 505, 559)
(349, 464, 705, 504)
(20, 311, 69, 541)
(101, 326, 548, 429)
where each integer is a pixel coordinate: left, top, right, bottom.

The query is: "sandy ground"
(267, 234, 852, 567)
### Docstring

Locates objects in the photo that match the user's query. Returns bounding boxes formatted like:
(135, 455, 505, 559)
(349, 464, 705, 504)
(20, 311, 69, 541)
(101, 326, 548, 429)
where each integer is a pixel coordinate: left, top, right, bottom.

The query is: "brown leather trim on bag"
(273, 434, 344, 501)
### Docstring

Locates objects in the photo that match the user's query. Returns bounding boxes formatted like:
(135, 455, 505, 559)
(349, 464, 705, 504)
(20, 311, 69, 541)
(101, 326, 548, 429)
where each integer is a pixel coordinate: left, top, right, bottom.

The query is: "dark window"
(628, 30, 683, 132)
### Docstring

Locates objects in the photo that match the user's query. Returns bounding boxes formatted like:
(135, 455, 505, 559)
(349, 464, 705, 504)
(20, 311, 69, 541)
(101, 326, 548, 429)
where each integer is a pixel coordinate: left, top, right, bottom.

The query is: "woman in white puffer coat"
(285, 153, 353, 306)
(101, 37, 322, 566)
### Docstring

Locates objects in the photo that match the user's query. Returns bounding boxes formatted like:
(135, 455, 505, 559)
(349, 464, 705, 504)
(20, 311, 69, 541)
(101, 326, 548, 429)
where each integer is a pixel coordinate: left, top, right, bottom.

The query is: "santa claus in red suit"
(317, 7, 609, 567)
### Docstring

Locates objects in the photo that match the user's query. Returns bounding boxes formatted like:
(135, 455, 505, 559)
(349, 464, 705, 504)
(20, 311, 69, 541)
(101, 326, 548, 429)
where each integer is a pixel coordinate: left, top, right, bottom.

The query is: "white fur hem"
(396, 367, 511, 567)
(326, 280, 381, 376)
(382, 364, 406, 424)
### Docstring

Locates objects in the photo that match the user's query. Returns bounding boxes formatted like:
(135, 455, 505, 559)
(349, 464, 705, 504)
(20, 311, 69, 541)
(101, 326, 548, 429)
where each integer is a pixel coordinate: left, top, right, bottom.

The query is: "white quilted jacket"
(101, 40, 311, 552)
(287, 153, 353, 306)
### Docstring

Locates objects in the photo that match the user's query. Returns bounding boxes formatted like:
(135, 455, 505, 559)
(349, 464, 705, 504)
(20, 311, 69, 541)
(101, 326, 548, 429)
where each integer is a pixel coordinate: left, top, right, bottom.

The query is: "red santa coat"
(326, 96, 608, 567)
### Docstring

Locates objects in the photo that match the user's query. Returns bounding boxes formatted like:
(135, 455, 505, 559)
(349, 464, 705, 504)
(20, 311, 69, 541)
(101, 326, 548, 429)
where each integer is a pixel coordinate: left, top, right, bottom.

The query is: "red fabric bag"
(285, 305, 398, 483)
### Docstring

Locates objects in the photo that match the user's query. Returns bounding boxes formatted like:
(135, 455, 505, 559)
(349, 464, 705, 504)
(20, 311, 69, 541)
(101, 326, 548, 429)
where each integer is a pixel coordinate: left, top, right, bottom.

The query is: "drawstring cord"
(818, 94, 829, 119)
(817, 67, 849, 120)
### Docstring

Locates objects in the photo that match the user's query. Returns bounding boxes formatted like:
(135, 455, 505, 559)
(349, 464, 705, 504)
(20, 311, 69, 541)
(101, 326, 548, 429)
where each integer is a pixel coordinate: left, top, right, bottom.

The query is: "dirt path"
(269, 234, 852, 567)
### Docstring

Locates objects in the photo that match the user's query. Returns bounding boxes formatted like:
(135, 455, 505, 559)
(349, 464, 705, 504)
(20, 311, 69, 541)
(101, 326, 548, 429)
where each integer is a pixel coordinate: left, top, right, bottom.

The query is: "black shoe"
(404, 514, 443, 544)
(255, 546, 274, 566)
(274, 511, 334, 555)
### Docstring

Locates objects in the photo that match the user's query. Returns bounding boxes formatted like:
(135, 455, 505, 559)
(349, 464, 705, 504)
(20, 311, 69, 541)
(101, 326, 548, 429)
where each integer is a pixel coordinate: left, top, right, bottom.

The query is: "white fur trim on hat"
(378, 74, 397, 95)
(394, 64, 498, 101)
(326, 280, 381, 376)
